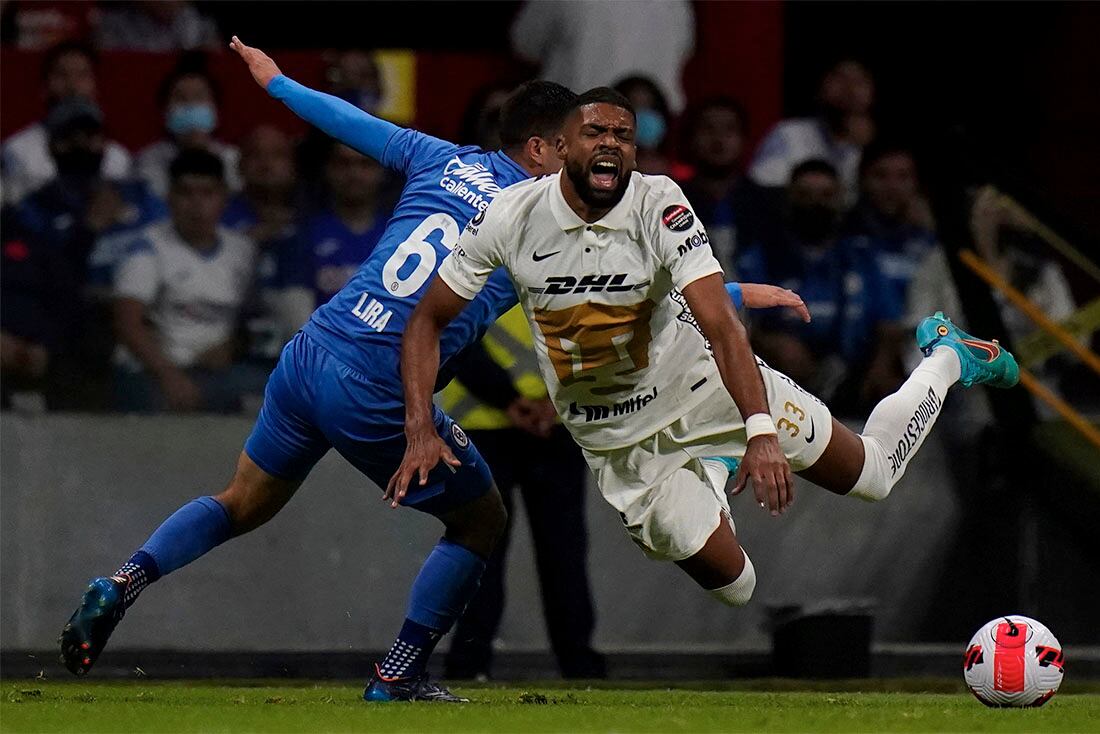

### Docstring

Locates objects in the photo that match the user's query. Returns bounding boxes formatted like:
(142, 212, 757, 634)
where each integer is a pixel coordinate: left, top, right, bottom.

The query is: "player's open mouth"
(589, 157, 620, 190)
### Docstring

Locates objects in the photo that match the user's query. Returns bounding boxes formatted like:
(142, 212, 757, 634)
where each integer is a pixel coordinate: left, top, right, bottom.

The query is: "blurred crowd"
(0, 1, 1079, 416)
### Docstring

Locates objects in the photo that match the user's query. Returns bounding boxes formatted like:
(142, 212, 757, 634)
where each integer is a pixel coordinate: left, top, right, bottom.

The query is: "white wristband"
(745, 413, 778, 440)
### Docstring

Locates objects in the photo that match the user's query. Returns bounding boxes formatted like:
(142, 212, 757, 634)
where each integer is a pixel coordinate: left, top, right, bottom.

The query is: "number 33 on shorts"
(776, 401, 805, 437)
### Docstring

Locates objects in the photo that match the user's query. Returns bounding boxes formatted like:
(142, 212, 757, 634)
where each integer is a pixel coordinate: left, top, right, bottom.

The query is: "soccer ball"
(963, 615, 1064, 707)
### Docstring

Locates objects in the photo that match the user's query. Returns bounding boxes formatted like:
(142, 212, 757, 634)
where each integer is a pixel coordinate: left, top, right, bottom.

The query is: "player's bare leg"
(676, 513, 756, 606)
(60, 453, 300, 675)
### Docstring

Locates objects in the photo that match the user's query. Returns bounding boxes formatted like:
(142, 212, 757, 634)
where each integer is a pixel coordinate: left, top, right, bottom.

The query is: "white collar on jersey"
(549, 171, 637, 232)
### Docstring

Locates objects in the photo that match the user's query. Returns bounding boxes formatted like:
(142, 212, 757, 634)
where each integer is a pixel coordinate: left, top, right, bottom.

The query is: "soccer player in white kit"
(391, 88, 1020, 606)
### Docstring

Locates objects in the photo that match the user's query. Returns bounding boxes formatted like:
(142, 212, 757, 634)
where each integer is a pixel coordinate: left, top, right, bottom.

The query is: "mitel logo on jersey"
(529, 274, 651, 295)
(677, 229, 709, 256)
(569, 387, 658, 423)
(350, 290, 394, 332)
(441, 156, 502, 213)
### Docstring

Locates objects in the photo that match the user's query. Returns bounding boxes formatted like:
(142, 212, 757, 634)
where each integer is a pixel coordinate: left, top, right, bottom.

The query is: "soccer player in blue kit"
(59, 39, 804, 702)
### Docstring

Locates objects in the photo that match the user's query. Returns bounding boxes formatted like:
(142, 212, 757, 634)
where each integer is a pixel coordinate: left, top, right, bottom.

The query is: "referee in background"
(441, 305, 606, 679)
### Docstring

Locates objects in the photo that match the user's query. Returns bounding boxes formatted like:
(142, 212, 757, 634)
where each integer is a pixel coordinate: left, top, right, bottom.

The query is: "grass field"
(2, 679, 1099, 733)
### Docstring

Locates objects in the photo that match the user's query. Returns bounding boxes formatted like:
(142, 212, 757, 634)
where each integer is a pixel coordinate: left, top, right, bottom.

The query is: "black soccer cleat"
(59, 576, 126, 676)
(363, 664, 469, 703)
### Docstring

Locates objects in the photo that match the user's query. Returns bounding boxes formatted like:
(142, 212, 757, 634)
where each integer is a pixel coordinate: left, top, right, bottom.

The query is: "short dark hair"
(169, 149, 225, 184)
(156, 52, 221, 109)
(573, 87, 635, 119)
(680, 96, 748, 149)
(498, 80, 577, 148)
(41, 40, 96, 81)
(612, 75, 669, 120)
(858, 138, 916, 178)
(790, 158, 838, 183)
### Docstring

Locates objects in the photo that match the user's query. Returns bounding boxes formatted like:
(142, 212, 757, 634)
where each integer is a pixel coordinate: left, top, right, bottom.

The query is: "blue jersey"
(282, 208, 388, 306)
(268, 76, 526, 394)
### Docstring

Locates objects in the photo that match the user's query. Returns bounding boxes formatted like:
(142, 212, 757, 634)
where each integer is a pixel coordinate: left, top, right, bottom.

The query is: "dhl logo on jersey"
(529, 274, 651, 295)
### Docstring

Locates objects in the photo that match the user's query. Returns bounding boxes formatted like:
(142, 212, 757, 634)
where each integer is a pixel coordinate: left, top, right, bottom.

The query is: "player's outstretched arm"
(386, 277, 471, 508)
(737, 283, 811, 323)
(684, 273, 794, 515)
(229, 36, 400, 163)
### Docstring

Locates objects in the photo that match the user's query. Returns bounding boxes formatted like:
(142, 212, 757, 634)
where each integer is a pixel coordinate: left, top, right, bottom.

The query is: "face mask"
(789, 203, 839, 242)
(54, 148, 104, 178)
(166, 103, 217, 136)
(635, 108, 667, 149)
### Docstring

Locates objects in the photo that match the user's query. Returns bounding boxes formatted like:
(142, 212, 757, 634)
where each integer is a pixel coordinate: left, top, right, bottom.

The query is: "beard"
(565, 155, 630, 210)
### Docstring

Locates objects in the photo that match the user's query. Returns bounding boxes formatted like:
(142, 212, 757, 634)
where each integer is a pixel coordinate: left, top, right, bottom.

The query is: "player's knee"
(215, 470, 297, 535)
(708, 551, 756, 607)
(847, 435, 893, 502)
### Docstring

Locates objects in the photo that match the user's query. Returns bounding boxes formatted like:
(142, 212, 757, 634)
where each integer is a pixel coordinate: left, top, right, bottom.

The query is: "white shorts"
(582, 360, 833, 562)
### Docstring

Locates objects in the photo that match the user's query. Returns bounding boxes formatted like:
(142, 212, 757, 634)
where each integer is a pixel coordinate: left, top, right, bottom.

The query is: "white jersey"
(438, 171, 724, 450)
(113, 220, 256, 369)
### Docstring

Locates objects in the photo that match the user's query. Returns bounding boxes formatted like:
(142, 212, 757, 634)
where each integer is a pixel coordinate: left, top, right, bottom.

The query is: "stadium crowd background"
(1, 1, 1098, 667)
(3, 0, 1095, 416)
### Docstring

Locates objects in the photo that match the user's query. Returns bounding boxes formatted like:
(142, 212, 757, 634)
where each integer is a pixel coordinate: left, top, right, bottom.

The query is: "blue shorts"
(244, 332, 493, 516)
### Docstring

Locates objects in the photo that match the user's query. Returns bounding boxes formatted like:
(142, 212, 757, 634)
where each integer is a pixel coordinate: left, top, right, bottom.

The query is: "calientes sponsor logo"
(441, 156, 502, 212)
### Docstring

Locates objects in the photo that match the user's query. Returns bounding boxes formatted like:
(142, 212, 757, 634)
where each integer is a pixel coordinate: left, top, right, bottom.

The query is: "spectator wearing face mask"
(749, 59, 875, 203)
(613, 75, 672, 175)
(1, 41, 132, 205)
(677, 96, 768, 269)
(16, 98, 165, 290)
(738, 159, 898, 410)
(135, 59, 241, 199)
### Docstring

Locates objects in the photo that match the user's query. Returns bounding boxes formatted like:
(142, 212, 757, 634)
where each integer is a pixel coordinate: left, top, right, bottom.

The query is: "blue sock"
(112, 496, 231, 607)
(377, 538, 486, 679)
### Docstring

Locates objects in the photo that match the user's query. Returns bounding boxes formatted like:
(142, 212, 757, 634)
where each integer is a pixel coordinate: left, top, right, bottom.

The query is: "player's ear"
(555, 134, 567, 160)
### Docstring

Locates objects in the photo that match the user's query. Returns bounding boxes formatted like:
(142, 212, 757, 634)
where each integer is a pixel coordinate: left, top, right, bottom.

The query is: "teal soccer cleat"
(363, 664, 469, 703)
(59, 576, 126, 675)
(916, 311, 1019, 389)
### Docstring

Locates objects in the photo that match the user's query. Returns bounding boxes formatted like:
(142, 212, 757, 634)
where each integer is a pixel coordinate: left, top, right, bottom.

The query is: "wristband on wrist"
(745, 413, 778, 440)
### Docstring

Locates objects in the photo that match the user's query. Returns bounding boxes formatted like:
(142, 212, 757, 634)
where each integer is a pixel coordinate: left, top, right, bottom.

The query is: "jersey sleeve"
(650, 180, 724, 290)
(113, 238, 159, 304)
(267, 75, 455, 175)
(379, 127, 460, 177)
(436, 202, 506, 301)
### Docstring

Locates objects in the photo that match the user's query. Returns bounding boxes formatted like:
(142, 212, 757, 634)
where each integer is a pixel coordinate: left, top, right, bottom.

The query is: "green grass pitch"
(2, 679, 1098, 733)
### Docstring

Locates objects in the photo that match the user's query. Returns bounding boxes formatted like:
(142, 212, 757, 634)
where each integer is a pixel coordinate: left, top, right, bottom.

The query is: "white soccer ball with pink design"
(963, 615, 1064, 707)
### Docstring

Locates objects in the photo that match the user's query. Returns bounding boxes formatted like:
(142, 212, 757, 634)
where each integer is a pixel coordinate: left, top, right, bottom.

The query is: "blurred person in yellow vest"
(439, 305, 605, 679)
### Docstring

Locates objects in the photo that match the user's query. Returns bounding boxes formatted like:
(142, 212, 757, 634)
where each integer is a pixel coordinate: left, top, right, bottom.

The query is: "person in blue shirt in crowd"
(17, 98, 165, 290)
(738, 158, 900, 412)
(14, 98, 164, 409)
(678, 96, 771, 272)
(842, 139, 937, 314)
(282, 140, 390, 309)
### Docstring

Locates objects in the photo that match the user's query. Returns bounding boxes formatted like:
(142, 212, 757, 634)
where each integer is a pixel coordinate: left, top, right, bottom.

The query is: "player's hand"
(229, 35, 282, 90)
(731, 434, 794, 516)
(506, 397, 553, 439)
(739, 283, 811, 323)
(385, 426, 462, 509)
(158, 369, 203, 412)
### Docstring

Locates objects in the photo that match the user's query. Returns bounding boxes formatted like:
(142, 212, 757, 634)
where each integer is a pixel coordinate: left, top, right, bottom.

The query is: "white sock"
(849, 347, 961, 501)
(708, 550, 756, 607)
